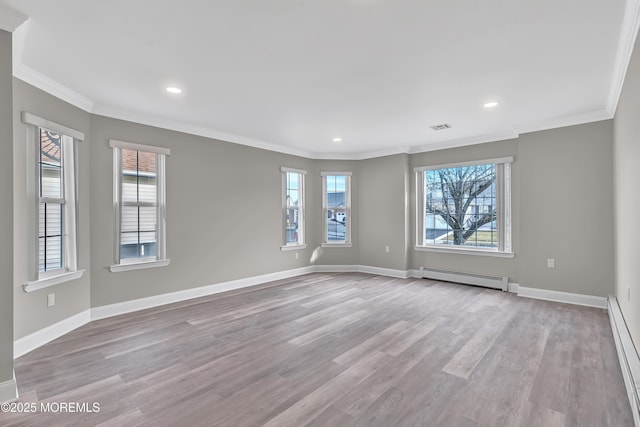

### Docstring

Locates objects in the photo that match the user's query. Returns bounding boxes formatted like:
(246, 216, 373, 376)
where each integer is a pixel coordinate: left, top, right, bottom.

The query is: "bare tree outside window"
(425, 164, 497, 247)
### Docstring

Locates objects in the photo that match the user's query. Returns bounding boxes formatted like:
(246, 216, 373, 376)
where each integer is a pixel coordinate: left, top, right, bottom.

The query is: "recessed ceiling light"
(483, 101, 499, 108)
(166, 86, 182, 94)
(332, 137, 342, 143)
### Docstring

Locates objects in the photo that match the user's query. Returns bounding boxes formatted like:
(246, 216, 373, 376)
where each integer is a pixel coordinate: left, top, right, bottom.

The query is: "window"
(281, 167, 307, 250)
(322, 172, 352, 246)
(22, 112, 84, 292)
(109, 140, 170, 272)
(415, 157, 512, 255)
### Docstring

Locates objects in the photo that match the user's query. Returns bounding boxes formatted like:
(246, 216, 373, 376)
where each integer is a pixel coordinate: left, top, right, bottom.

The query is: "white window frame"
(281, 167, 307, 251)
(22, 112, 85, 292)
(321, 172, 352, 247)
(109, 140, 170, 272)
(414, 157, 513, 258)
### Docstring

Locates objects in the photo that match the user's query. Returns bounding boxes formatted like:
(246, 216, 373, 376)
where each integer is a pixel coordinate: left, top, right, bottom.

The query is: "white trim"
(23, 270, 85, 293)
(281, 244, 307, 252)
(414, 245, 515, 258)
(515, 286, 607, 309)
(12, 266, 614, 359)
(14, 66, 95, 113)
(608, 296, 640, 426)
(321, 171, 353, 176)
(358, 265, 409, 279)
(514, 109, 612, 136)
(413, 156, 514, 173)
(280, 166, 307, 175)
(607, 0, 640, 116)
(406, 130, 520, 157)
(108, 139, 171, 155)
(21, 112, 85, 141)
(0, 375, 18, 403)
(92, 266, 315, 320)
(93, 102, 316, 159)
(418, 267, 508, 291)
(109, 259, 171, 273)
(321, 243, 353, 248)
(0, 5, 28, 32)
(14, 310, 91, 359)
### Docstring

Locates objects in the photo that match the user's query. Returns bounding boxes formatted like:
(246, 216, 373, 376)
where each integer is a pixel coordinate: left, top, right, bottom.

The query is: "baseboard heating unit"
(608, 296, 640, 426)
(419, 267, 508, 291)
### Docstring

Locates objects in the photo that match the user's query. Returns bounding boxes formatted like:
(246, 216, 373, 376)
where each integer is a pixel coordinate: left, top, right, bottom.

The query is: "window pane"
(45, 236, 62, 270)
(121, 205, 139, 233)
(40, 129, 63, 199)
(288, 173, 298, 190)
(122, 175, 138, 203)
(328, 209, 346, 241)
(138, 174, 157, 204)
(38, 203, 63, 272)
(424, 164, 497, 248)
(288, 189, 298, 207)
(285, 208, 299, 243)
(139, 206, 157, 232)
(326, 176, 346, 209)
(121, 149, 157, 204)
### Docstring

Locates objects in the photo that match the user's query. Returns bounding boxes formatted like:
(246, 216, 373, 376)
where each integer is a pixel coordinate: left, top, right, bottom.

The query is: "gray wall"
(13, 80, 92, 338)
(0, 30, 14, 393)
(358, 154, 409, 270)
(408, 122, 614, 297)
(89, 115, 315, 307)
(613, 30, 640, 351)
(519, 121, 614, 296)
(9, 75, 617, 344)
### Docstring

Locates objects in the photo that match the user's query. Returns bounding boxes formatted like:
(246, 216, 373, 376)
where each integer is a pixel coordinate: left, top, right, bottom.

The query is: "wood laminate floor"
(1, 273, 633, 426)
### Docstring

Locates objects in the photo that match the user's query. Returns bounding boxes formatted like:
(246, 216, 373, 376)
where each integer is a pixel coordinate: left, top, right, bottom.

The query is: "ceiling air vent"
(430, 123, 452, 131)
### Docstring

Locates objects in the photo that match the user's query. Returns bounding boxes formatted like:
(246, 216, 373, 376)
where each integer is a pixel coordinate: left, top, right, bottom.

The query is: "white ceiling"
(1, 0, 637, 159)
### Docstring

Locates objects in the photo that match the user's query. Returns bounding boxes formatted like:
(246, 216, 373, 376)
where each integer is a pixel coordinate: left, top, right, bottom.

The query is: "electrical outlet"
(547, 258, 555, 269)
(628, 287, 631, 302)
(47, 293, 55, 307)
(295, 252, 299, 259)
(385, 246, 390, 253)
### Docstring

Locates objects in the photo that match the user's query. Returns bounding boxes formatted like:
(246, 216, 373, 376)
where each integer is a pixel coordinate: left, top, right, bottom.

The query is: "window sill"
(23, 270, 85, 293)
(110, 259, 171, 273)
(321, 243, 353, 248)
(414, 245, 514, 258)
(281, 244, 307, 252)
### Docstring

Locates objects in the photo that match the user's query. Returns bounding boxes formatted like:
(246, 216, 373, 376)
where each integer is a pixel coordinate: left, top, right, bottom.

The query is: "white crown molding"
(13, 64, 95, 112)
(514, 108, 613, 136)
(91, 103, 316, 159)
(407, 129, 520, 155)
(13, 309, 91, 359)
(607, 0, 640, 116)
(10, 61, 618, 161)
(0, 5, 28, 32)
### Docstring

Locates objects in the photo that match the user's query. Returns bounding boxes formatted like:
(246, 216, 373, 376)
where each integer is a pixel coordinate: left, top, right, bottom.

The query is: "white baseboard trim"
(313, 264, 409, 278)
(0, 374, 18, 403)
(515, 285, 607, 309)
(608, 296, 640, 426)
(92, 266, 315, 321)
(14, 309, 91, 359)
(358, 265, 409, 278)
(13, 265, 611, 359)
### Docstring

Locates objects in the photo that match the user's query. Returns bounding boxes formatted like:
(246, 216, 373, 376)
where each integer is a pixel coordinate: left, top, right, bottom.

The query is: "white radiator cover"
(608, 296, 640, 426)
(419, 267, 508, 291)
